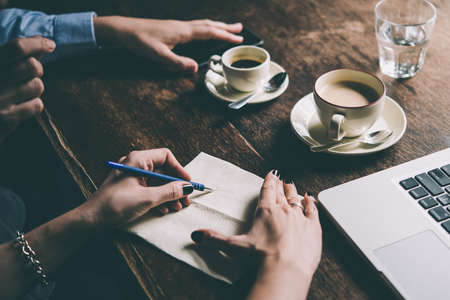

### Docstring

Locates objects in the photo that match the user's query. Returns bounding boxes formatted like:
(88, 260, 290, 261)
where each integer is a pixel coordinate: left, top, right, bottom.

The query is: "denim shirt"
(0, 8, 97, 63)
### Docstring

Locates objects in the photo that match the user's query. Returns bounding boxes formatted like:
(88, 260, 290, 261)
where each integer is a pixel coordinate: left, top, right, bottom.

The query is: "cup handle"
(329, 114, 346, 141)
(208, 55, 224, 76)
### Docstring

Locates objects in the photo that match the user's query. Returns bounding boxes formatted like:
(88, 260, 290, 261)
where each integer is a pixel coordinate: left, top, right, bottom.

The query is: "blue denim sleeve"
(0, 8, 97, 63)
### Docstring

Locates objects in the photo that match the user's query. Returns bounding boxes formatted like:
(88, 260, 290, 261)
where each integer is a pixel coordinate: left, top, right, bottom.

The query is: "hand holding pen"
(84, 149, 197, 224)
(107, 162, 213, 192)
(106, 149, 212, 215)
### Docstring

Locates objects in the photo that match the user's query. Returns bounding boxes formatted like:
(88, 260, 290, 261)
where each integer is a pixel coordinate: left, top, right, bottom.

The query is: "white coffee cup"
(208, 45, 270, 92)
(313, 69, 386, 141)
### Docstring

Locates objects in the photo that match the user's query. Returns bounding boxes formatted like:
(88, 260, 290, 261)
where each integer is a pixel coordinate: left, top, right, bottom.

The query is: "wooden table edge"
(37, 109, 160, 300)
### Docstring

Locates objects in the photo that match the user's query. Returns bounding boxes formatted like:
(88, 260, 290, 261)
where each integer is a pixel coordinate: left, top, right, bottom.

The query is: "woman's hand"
(80, 148, 194, 228)
(0, 36, 55, 142)
(94, 17, 243, 73)
(0, 148, 192, 300)
(192, 171, 322, 300)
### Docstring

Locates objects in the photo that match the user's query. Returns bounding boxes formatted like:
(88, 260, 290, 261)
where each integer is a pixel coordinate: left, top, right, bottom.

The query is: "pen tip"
(204, 187, 214, 192)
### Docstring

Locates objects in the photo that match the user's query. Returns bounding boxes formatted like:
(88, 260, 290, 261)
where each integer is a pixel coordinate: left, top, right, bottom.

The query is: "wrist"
(93, 16, 127, 47)
(261, 256, 314, 282)
(73, 200, 107, 232)
(249, 257, 313, 300)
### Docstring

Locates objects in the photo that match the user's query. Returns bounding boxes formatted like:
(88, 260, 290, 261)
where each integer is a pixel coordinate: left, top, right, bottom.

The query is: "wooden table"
(14, 0, 450, 298)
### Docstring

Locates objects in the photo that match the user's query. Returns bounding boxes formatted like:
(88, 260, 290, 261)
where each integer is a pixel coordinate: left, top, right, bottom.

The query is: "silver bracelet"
(14, 231, 49, 287)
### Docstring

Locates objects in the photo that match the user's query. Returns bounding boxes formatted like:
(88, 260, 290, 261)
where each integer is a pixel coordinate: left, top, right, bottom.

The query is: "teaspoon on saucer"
(310, 129, 393, 152)
(228, 72, 287, 110)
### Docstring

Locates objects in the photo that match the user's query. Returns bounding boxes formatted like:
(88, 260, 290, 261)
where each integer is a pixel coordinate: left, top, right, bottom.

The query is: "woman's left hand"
(94, 17, 243, 73)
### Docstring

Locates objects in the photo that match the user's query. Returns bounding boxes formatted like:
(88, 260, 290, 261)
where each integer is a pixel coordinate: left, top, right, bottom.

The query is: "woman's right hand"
(79, 148, 194, 229)
(191, 171, 322, 300)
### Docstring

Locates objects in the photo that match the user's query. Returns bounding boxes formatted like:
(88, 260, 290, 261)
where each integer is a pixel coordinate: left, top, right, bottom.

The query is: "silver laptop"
(319, 147, 450, 300)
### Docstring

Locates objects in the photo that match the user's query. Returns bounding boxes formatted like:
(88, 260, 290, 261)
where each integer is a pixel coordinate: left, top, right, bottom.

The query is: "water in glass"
(377, 23, 429, 78)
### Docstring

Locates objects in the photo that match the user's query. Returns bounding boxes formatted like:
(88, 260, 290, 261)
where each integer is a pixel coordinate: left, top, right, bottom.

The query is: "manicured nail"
(272, 170, 280, 178)
(183, 184, 194, 195)
(191, 231, 204, 243)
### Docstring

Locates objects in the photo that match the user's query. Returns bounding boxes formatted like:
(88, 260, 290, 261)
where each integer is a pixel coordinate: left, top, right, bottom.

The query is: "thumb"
(0, 36, 55, 66)
(145, 181, 194, 206)
(191, 229, 253, 256)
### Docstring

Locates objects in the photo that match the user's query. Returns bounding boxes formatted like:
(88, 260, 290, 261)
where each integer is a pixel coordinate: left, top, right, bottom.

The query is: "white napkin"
(127, 152, 263, 283)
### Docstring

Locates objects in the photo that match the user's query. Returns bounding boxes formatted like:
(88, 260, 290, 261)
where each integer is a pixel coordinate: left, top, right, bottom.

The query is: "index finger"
(191, 26, 243, 44)
(0, 36, 55, 66)
(142, 148, 191, 181)
(190, 20, 243, 33)
(258, 170, 278, 208)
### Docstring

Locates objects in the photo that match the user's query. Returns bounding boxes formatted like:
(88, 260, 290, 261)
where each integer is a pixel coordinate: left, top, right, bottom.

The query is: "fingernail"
(181, 197, 191, 207)
(191, 231, 203, 243)
(159, 206, 169, 215)
(271, 170, 280, 178)
(46, 39, 56, 50)
(183, 184, 194, 195)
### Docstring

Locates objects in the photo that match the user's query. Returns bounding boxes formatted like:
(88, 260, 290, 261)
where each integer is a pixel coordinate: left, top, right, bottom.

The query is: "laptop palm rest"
(374, 230, 450, 300)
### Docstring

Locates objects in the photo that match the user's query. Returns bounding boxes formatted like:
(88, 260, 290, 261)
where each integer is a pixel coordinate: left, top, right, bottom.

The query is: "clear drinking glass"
(375, 0, 437, 78)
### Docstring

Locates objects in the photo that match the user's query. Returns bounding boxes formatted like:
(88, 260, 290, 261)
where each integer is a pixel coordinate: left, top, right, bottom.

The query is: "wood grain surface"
(9, 0, 450, 298)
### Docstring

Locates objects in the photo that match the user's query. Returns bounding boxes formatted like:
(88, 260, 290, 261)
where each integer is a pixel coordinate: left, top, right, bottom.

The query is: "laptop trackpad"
(374, 230, 450, 300)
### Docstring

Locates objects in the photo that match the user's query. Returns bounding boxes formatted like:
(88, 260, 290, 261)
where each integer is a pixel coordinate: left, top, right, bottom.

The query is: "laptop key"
(429, 207, 450, 222)
(442, 220, 450, 234)
(442, 164, 450, 177)
(415, 173, 444, 196)
(400, 178, 419, 190)
(419, 197, 438, 209)
(437, 194, 450, 206)
(446, 186, 450, 194)
(409, 187, 428, 199)
(428, 169, 450, 186)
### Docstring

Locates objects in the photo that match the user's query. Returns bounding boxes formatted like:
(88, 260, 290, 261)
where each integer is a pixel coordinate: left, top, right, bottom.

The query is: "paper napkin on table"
(127, 152, 263, 284)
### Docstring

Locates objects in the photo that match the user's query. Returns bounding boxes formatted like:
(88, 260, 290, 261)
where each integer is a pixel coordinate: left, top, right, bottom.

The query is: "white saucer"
(290, 93, 407, 155)
(204, 61, 289, 104)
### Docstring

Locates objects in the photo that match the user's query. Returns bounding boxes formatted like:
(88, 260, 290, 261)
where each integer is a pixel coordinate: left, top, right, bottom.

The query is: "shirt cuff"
(47, 11, 97, 61)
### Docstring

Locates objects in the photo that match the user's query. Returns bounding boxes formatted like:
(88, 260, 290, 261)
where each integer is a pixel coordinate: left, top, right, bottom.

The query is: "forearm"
(0, 8, 97, 62)
(248, 260, 313, 300)
(0, 203, 97, 300)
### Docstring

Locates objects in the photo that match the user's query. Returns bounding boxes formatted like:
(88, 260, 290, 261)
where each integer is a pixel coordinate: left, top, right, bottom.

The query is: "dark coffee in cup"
(208, 45, 270, 92)
(231, 59, 262, 68)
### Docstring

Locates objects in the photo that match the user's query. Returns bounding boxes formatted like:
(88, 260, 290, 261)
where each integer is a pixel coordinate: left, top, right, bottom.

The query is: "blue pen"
(106, 161, 213, 192)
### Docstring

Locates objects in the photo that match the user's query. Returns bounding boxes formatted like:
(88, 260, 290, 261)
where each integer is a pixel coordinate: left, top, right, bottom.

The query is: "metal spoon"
(310, 129, 393, 152)
(228, 72, 287, 110)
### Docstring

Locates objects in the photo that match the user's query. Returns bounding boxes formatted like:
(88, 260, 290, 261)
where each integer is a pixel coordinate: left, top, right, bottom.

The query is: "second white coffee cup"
(208, 46, 270, 92)
(313, 69, 386, 141)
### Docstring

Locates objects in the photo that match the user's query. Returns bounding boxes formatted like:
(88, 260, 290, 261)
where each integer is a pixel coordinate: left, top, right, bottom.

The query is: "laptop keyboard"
(400, 164, 450, 234)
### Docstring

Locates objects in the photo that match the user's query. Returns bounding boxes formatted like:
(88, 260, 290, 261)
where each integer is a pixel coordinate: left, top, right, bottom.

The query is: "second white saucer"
(204, 61, 289, 104)
(290, 92, 407, 155)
